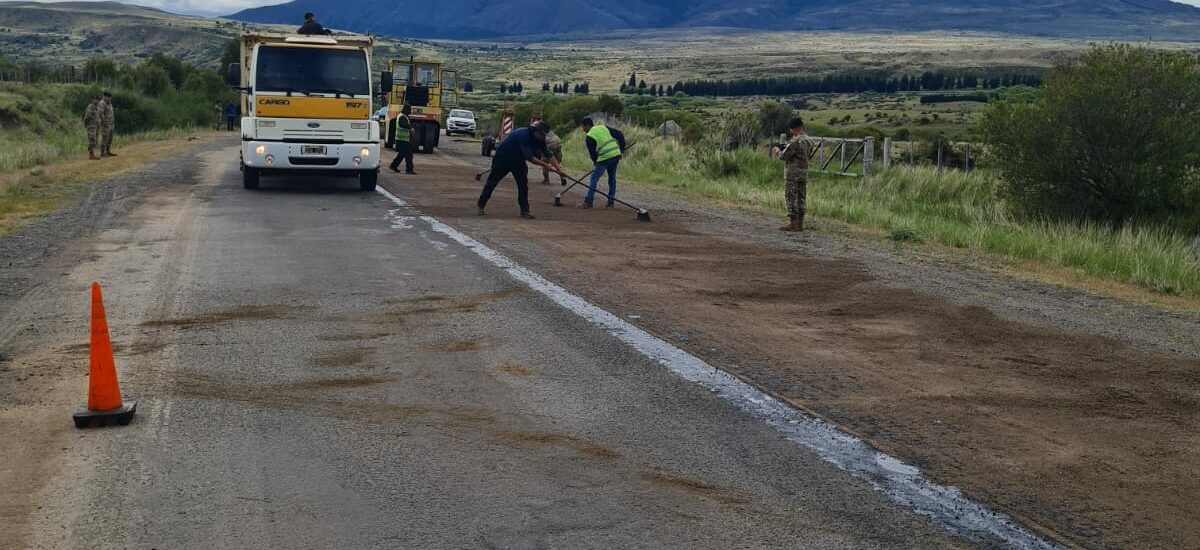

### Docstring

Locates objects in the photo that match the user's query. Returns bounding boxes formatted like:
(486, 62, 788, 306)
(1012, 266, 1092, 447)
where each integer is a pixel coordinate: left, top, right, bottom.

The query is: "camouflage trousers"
(101, 126, 114, 154)
(86, 127, 99, 151)
(785, 173, 807, 218)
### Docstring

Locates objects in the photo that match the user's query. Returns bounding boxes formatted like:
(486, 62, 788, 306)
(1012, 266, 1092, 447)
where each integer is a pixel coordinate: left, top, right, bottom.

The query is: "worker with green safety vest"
(389, 103, 415, 174)
(580, 117, 626, 208)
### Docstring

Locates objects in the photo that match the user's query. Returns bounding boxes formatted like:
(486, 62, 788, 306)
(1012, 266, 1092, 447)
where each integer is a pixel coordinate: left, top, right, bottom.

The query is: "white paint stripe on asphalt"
(375, 187, 1062, 550)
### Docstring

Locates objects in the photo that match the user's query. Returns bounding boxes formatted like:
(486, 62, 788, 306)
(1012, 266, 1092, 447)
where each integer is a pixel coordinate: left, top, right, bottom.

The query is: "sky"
(4, 0, 1200, 17)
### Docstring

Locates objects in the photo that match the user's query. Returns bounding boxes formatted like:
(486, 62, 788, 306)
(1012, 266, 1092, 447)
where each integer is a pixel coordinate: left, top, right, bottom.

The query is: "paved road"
(16, 145, 966, 549)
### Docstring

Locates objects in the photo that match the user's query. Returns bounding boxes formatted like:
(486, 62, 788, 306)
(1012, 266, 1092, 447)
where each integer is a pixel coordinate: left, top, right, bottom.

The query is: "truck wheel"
(420, 125, 435, 153)
(243, 166, 259, 190)
(359, 169, 378, 192)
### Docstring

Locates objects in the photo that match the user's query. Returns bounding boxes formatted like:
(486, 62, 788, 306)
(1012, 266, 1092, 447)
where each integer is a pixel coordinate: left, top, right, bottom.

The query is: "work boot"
(389, 166, 401, 173)
(578, 202, 593, 209)
(477, 208, 486, 216)
(88, 150, 99, 160)
(779, 216, 802, 232)
(520, 212, 536, 219)
(540, 178, 551, 185)
(406, 170, 416, 175)
(795, 215, 805, 231)
(605, 201, 615, 208)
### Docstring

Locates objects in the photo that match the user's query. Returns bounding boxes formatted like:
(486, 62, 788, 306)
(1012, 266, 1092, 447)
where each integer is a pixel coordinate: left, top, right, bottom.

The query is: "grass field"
(559, 126, 1200, 302)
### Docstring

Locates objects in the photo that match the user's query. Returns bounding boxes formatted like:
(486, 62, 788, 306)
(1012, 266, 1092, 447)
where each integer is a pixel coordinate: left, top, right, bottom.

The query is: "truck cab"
(228, 33, 381, 191)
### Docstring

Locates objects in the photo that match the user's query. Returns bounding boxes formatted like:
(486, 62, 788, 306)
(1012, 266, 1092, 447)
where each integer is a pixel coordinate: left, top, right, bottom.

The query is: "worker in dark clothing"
(297, 12, 332, 35)
(477, 121, 567, 219)
(580, 117, 627, 208)
(224, 101, 238, 131)
(388, 104, 415, 174)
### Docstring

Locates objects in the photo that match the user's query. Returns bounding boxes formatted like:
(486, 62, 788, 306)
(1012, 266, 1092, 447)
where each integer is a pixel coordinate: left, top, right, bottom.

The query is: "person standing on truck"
(388, 104, 415, 175)
(99, 92, 116, 157)
(580, 117, 625, 208)
(83, 95, 101, 160)
(477, 121, 567, 219)
(777, 117, 813, 231)
(297, 12, 332, 35)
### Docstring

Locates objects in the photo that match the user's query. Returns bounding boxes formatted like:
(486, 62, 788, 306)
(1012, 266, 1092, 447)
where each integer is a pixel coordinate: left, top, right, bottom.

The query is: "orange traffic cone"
(73, 282, 136, 428)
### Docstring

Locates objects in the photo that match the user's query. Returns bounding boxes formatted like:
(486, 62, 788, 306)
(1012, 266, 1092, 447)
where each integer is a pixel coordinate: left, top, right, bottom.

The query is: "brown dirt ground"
(386, 142, 1200, 550)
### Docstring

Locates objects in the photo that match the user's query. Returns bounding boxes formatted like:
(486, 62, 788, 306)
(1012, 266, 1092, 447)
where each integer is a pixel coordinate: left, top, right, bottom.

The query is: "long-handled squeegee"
(553, 141, 639, 206)
(555, 171, 651, 221)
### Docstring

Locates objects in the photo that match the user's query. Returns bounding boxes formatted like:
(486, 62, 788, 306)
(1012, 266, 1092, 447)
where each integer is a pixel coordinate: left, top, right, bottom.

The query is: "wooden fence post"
(882, 137, 891, 170)
(839, 139, 847, 173)
(863, 138, 874, 177)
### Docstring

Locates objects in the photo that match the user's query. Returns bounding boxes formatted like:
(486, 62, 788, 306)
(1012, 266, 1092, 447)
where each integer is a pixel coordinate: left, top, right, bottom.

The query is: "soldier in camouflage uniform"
(100, 92, 116, 157)
(777, 117, 812, 231)
(83, 96, 101, 160)
(540, 129, 566, 185)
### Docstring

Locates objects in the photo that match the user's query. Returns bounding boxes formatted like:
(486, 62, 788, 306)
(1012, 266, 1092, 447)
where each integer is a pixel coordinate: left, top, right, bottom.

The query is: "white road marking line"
(376, 187, 1062, 550)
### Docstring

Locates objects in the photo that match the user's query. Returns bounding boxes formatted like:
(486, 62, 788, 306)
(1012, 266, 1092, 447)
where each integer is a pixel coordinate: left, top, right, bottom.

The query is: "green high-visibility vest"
(394, 114, 411, 142)
(587, 124, 621, 162)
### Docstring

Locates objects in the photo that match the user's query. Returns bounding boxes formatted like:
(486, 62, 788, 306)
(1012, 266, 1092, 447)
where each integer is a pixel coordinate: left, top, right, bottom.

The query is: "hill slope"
(230, 0, 1200, 39)
(0, 1, 238, 66)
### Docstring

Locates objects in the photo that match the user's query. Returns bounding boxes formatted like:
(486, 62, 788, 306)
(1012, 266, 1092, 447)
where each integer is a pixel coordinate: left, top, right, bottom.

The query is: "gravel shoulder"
(389, 138, 1200, 549)
(0, 136, 226, 549)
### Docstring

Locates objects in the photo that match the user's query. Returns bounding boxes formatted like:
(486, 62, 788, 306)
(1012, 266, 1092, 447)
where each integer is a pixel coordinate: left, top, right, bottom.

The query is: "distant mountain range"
(230, 0, 1200, 40)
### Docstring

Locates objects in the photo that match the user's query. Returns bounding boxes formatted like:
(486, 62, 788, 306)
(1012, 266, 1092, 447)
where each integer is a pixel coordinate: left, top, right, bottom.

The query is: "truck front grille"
(282, 129, 345, 143)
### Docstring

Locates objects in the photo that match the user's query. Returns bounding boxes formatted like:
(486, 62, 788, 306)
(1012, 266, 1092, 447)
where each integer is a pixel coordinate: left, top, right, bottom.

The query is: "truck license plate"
(301, 145, 327, 155)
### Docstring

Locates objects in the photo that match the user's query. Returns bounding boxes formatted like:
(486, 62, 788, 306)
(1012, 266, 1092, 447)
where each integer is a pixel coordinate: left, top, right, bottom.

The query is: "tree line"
(618, 70, 1044, 98)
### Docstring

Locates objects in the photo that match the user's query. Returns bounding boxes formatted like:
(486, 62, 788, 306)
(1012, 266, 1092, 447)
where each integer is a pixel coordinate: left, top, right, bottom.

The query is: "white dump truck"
(227, 32, 386, 191)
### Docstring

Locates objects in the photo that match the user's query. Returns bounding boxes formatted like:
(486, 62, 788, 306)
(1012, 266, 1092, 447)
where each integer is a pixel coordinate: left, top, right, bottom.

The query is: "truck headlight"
(360, 147, 371, 157)
(257, 120, 275, 128)
(351, 122, 368, 129)
(255, 145, 266, 156)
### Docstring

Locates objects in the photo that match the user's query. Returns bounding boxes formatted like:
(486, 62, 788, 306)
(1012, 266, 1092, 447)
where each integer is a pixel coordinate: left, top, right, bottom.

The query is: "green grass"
(561, 125, 1200, 298)
(0, 82, 205, 173)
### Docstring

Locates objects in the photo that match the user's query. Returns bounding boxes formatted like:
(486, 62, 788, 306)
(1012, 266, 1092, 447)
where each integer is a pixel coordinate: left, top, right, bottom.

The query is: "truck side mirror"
(226, 63, 241, 87)
(380, 71, 394, 94)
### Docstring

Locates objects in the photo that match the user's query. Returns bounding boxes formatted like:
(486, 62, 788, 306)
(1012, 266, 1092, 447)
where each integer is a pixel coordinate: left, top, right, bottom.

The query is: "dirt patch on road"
(495, 363, 534, 377)
(142, 304, 305, 328)
(490, 429, 621, 460)
(310, 348, 374, 368)
(389, 145, 1200, 549)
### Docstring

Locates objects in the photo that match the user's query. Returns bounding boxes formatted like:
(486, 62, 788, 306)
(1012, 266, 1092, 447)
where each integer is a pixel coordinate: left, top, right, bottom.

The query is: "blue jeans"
(586, 157, 620, 205)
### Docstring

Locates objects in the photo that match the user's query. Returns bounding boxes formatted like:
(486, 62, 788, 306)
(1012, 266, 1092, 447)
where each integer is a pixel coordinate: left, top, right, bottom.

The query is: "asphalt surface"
(12, 144, 968, 549)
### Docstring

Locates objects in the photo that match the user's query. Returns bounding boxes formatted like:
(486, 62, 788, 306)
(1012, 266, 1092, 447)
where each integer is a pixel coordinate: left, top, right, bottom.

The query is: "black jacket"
(297, 20, 331, 35)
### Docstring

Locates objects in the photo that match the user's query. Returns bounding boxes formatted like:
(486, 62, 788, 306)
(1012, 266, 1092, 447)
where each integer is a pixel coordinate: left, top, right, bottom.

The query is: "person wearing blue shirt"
(476, 121, 567, 219)
(224, 101, 238, 132)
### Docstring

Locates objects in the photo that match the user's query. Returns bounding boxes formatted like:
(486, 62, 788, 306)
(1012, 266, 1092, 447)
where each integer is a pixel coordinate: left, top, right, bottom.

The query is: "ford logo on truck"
(307, 122, 320, 128)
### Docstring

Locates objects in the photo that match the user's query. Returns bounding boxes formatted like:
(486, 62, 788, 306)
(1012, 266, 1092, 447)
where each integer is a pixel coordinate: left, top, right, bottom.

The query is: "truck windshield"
(256, 46, 370, 96)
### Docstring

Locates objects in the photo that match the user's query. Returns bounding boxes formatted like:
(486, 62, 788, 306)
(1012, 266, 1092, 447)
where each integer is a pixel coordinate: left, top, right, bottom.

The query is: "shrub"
(981, 44, 1200, 227)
